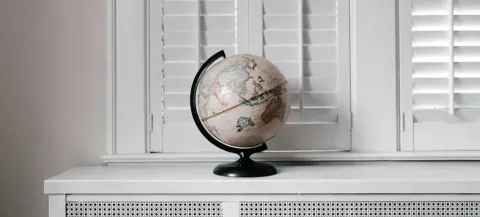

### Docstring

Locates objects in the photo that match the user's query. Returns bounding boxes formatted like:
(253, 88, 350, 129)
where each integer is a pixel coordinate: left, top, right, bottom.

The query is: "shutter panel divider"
(114, 1, 148, 153)
(236, 0, 249, 54)
(336, 0, 352, 150)
(196, 0, 201, 69)
(399, 0, 414, 151)
(149, 0, 165, 152)
(447, 0, 455, 115)
(146, 0, 152, 152)
(298, 0, 304, 113)
(249, 0, 263, 55)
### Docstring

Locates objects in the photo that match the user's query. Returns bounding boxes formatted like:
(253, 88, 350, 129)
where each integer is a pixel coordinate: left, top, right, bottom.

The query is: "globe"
(193, 53, 291, 149)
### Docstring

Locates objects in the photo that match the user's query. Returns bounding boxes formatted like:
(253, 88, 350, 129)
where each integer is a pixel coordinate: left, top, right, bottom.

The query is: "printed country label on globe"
(196, 54, 291, 148)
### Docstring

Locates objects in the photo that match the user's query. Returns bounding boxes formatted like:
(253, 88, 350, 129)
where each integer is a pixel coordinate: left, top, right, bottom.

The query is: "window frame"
(104, 0, 480, 163)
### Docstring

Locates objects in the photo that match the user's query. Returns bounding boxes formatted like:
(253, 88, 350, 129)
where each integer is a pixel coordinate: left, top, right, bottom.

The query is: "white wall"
(0, 1, 106, 217)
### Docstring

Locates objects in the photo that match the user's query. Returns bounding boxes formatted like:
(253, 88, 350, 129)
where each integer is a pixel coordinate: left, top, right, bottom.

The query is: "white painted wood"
(399, 0, 414, 151)
(109, 0, 352, 157)
(255, 0, 351, 151)
(149, 0, 163, 152)
(235, 0, 249, 54)
(154, 0, 239, 153)
(447, 0, 455, 115)
(264, 31, 336, 46)
(102, 150, 480, 162)
(163, 124, 348, 152)
(66, 194, 480, 202)
(115, 0, 147, 154)
(145, 0, 151, 153)
(413, 108, 480, 121)
(264, 15, 336, 30)
(163, 47, 235, 62)
(263, 0, 336, 14)
(336, 0, 351, 149)
(248, 0, 263, 55)
(106, 0, 480, 160)
(45, 162, 480, 195)
(264, 46, 337, 61)
(350, 0, 398, 152)
(222, 202, 240, 217)
(297, 0, 304, 112)
(415, 122, 480, 151)
(163, 0, 235, 14)
(49, 195, 66, 217)
(106, 0, 116, 154)
(399, 0, 480, 151)
(195, 0, 201, 70)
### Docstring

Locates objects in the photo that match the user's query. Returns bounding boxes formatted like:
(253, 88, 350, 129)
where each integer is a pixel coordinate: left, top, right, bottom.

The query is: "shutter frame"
(151, 0, 352, 153)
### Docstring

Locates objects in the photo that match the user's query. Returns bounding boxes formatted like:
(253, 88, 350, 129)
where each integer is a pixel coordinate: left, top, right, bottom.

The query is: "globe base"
(213, 153, 277, 177)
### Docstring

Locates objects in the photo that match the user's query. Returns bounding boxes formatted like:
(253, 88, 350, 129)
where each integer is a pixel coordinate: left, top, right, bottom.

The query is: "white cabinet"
(45, 162, 480, 216)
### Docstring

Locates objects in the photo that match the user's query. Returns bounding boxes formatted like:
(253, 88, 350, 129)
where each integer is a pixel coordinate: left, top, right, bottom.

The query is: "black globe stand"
(190, 50, 277, 178)
(213, 145, 277, 177)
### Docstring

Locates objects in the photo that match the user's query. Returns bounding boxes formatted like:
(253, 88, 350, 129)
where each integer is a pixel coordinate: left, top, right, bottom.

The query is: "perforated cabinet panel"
(66, 200, 480, 217)
(66, 201, 222, 217)
(240, 201, 480, 217)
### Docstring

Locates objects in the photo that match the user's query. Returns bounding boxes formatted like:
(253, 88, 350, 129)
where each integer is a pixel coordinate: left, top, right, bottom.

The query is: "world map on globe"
(195, 54, 291, 148)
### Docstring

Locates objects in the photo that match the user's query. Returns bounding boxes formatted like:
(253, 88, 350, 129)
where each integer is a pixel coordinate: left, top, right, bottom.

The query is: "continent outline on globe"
(195, 53, 291, 148)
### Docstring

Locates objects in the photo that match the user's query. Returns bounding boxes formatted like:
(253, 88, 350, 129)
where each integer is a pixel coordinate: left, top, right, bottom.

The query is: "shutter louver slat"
(264, 30, 337, 45)
(271, 61, 338, 77)
(163, 0, 234, 14)
(263, 0, 336, 14)
(163, 46, 235, 61)
(263, 46, 337, 61)
(412, 62, 449, 78)
(164, 31, 236, 46)
(163, 16, 235, 31)
(263, 15, 336, 29)
(410, 0, 480, 123)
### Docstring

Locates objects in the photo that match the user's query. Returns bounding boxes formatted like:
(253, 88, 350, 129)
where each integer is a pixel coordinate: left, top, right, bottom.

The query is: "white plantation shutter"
(161, 0, 237, 124)
(251, 0, 351, 151)
(400, 0, 480, 151)
(150, 0, 351, 153)
(151, 0, 243, 152)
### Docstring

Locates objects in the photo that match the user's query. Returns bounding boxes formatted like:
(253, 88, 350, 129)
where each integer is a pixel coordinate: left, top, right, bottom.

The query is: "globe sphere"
(195, 54, 291, 148)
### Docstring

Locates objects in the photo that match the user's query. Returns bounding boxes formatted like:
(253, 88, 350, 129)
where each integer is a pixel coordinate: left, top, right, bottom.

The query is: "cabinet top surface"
(44, 162, 480, 195)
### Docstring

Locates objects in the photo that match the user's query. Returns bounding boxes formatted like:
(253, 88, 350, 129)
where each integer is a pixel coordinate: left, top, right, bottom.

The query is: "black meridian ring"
(190, 50, 268, 155)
